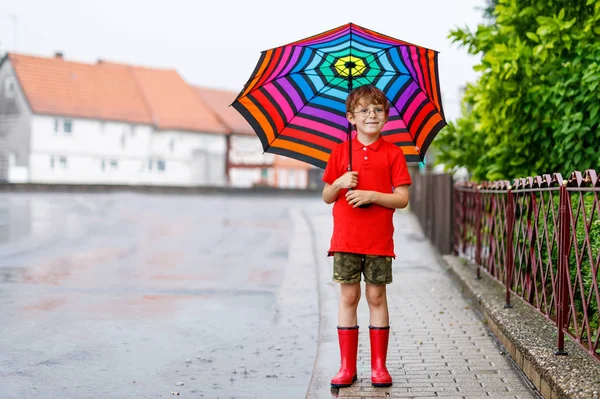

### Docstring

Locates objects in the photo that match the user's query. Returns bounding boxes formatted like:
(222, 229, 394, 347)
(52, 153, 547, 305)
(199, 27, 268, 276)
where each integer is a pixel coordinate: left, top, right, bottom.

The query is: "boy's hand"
(346, 190, 375, 208)
(334, 171, 358, 189)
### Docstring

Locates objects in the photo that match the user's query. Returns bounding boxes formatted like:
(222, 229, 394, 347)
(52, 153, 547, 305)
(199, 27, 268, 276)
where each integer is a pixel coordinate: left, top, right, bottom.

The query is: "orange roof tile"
(130, 67, 227, 134)
(9, 53, 152, 124)
(7, 53, 228, 134)
(193, 86, 255, 135)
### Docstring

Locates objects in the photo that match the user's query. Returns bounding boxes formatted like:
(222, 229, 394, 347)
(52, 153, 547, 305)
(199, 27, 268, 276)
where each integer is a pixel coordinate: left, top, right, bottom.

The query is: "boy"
(322, 85, 412, 388)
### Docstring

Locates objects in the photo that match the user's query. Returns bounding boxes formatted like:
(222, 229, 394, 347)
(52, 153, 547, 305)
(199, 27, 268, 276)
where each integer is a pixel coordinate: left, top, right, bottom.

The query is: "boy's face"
(346, 99, 388, 138)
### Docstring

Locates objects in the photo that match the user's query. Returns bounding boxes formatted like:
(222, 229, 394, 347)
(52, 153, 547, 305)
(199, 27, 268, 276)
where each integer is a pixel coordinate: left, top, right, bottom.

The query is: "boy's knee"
(340, 287, 361, 307)
(366, 288, 386, 307)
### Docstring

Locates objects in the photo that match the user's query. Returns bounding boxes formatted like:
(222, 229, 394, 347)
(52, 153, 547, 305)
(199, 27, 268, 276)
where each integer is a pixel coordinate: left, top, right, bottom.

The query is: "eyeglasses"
(352, 107, 386, 118)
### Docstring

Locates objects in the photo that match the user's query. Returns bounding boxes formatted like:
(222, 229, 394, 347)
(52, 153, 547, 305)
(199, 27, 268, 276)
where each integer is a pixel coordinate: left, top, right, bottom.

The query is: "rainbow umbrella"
(232, 22, 446, 169)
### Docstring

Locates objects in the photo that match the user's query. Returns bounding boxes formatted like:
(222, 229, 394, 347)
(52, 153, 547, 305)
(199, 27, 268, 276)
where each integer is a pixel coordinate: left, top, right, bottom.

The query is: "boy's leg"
(364, 256, 393, 387)
(365, 283, 389, 326)
(363, 255, 392, 326)
(331, 253, 362, 387)
(332, 252, 362, 326)
(338, 282, 361, 326)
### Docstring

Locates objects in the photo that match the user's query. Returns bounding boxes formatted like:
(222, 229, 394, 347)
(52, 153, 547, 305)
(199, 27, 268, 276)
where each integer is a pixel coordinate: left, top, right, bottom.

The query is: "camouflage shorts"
(332, 252, 393, 285)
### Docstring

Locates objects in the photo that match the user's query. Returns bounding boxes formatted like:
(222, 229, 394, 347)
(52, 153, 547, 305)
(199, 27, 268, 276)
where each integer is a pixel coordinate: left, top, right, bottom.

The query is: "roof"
(193, 86, 254, 135)
(6, 53, 227, 134)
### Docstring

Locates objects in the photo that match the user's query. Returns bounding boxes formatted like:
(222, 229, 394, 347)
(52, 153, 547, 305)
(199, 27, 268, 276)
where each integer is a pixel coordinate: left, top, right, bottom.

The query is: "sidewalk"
(305, 208, 539, 399)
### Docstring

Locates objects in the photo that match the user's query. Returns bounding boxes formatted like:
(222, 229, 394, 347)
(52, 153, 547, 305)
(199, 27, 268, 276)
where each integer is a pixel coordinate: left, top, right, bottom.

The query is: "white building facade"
(26, 116, 227, 186)
(0, 53, 228, 186)
(227, 134, 275, 188)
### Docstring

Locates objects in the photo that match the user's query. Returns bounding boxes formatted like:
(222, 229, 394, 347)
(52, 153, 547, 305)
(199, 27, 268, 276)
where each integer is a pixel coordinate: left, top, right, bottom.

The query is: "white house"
(0, 52, 229, 186)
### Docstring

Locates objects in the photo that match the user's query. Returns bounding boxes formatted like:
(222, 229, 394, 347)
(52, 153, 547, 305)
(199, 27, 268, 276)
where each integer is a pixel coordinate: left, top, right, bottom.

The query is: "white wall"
(149, 130, 227, 186)
(7, 152, 28, 182)
(28, 115, 227, 186)
(229, 134, 274, 188)
(229, 167, 268, 188)
(29, 116, 152, 184)
(229, 135, 274, 165)
(276, 168, 308, 189)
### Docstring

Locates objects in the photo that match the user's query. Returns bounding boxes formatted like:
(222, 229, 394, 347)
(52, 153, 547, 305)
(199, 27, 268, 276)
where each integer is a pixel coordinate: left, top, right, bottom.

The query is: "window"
(63, 120, 73, 134)
(101, 159, 106, 171)
(54, 119, 73, 135)
(4, 77, 16, 98)
(169, 137, 175, 152)
(50, 156, 67, 169)
(110, 160, 118, 169)
(121, 133, 126, 149)
(147, 159, 166, 172)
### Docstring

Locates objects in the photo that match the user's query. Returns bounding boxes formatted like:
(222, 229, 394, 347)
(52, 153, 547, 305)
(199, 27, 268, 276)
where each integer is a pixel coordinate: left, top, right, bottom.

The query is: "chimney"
(54, 52, 64, 59)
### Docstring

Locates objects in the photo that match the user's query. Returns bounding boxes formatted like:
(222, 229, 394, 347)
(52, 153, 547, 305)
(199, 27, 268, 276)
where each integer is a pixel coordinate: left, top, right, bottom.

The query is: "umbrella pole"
(347, 73, 353, 172)
(346, 70, 370, 209)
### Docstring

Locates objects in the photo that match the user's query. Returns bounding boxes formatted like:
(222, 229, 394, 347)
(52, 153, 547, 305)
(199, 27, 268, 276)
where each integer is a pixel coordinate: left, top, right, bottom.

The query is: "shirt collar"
(352, 135, 384, 152)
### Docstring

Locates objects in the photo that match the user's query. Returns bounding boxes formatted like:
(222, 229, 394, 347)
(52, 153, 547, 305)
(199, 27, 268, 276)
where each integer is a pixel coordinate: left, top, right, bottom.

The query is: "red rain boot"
(369, 326, 392, 387)
(331, 326, 359, 388)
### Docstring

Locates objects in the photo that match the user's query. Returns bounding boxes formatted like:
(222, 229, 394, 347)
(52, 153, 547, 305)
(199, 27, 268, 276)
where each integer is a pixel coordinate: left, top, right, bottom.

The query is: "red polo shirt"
(322, 136, 412, 257)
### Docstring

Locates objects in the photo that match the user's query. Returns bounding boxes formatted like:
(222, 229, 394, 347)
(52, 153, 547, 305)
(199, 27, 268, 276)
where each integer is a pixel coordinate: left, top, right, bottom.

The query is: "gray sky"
(0, 0, 485, 121)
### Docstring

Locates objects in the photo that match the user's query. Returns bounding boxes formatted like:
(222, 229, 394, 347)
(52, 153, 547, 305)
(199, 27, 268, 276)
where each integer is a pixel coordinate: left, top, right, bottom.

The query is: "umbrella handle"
(348, 165, 371, 208)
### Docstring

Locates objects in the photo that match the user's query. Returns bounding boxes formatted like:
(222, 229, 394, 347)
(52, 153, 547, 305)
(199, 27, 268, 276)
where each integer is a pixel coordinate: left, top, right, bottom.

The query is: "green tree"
(436, 0, 600, 181)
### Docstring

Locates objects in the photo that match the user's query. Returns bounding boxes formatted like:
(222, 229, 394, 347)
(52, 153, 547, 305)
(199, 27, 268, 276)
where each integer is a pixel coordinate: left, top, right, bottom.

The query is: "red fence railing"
(454, 170, 600, 360)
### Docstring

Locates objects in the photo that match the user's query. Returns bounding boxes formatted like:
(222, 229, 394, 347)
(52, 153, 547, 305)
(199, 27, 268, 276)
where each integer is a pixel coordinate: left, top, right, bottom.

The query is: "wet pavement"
(0, 193, 322, 398)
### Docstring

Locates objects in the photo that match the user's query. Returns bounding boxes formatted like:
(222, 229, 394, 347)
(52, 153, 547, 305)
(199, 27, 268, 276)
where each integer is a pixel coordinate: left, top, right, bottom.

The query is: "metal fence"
(410, 171, 454, 255)
(454, 170, 600, 360)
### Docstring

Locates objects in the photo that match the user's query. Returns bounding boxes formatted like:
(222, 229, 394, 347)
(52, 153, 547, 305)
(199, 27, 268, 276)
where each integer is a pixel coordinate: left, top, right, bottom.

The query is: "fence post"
(504, 186, 515, 308)
(453, 186, 460, 255)
(462, 190, 467, 256)
(555, 181, 569, 355)
(475, 187, 482, 279)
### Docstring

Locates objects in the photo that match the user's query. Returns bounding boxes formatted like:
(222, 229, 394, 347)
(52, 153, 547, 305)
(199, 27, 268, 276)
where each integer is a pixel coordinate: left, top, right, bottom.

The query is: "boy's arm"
(322, 171, 359, 204)
(345, 185, 409, 209)
(322, 183, 339, 204)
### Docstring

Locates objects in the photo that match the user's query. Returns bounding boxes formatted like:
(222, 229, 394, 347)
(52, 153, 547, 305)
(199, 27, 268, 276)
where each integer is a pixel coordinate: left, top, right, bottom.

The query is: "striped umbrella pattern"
(232, 22, 446, 169)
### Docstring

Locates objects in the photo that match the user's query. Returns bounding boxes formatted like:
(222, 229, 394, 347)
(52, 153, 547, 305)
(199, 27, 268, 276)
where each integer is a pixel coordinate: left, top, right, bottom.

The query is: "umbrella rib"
(365, 45, 444, 138)
(262, 75, 354, 151)
(242, 45, 332, 98)
(244, 44, 409, 97)
(357, 72, 415, 142)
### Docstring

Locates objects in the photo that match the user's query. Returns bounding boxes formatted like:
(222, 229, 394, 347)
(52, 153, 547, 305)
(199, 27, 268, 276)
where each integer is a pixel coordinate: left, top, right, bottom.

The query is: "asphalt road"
(0, 192, 323, 399)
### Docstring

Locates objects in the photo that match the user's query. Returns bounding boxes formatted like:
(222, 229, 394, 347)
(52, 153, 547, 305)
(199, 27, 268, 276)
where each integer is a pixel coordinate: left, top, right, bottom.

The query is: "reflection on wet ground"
(0, 192, 322, 399)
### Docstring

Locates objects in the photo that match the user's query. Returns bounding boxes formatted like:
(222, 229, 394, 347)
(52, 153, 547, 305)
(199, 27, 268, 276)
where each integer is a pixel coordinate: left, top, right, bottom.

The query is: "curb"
(441, 255, 600, 399)
(303, 210, 339, 399)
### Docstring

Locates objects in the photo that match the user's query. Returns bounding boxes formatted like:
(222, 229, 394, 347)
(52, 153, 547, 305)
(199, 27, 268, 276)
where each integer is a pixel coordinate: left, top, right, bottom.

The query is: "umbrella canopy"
(232, 22, 446, 169)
